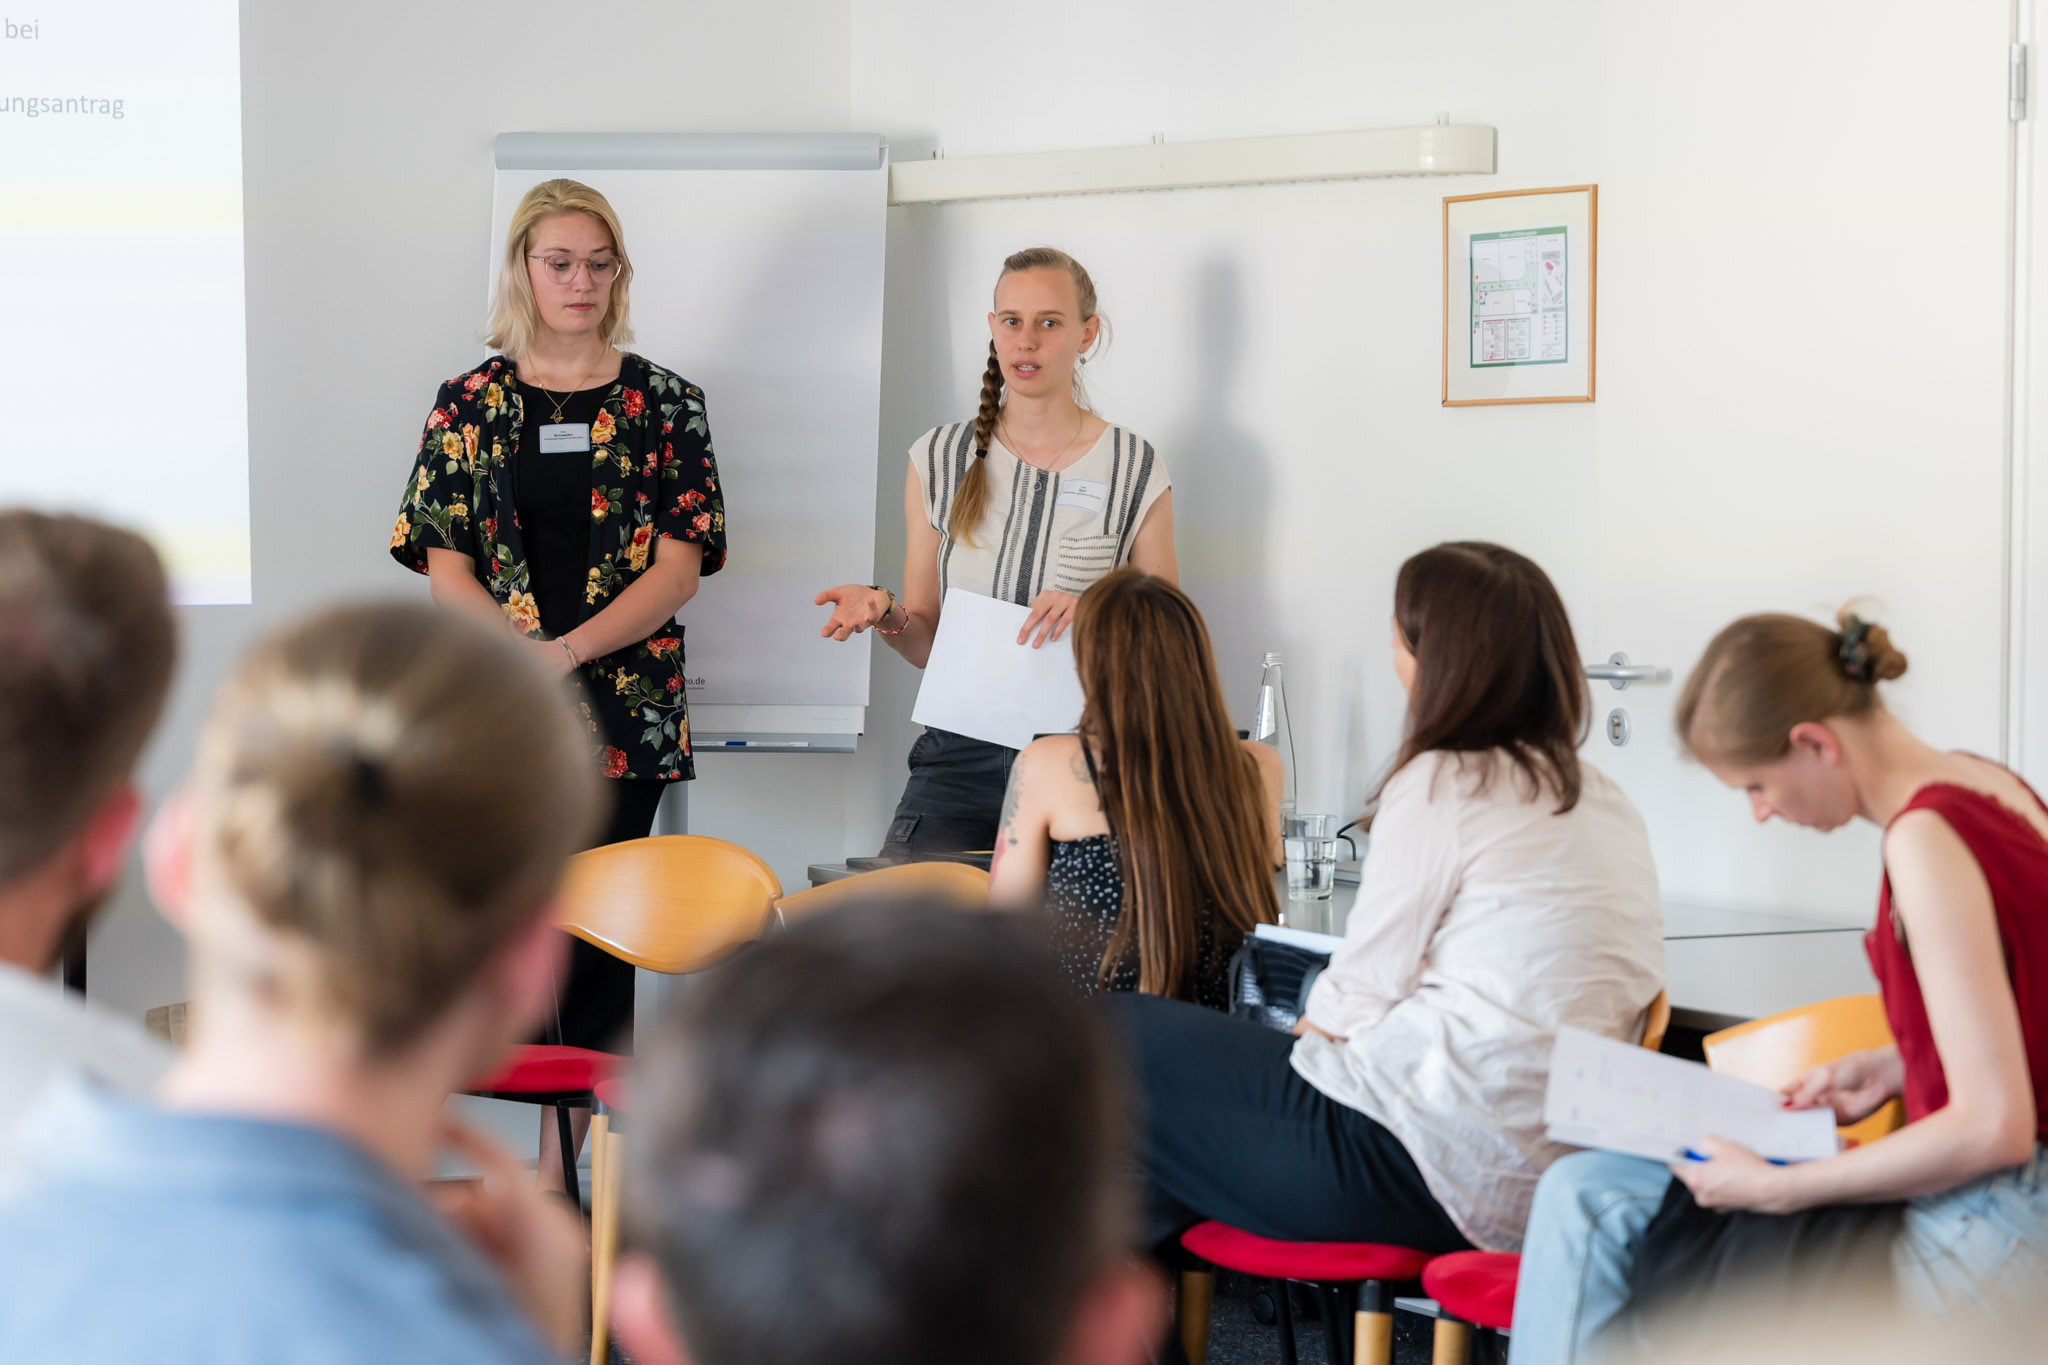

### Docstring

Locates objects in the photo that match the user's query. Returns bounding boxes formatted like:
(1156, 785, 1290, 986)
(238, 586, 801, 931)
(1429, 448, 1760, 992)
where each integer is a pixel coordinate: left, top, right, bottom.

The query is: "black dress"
(1042, 748, 1233, 1012)
(396, 355, 729, 1051)
(512, 381, 658, 1052)
(511, 382, 610, 642)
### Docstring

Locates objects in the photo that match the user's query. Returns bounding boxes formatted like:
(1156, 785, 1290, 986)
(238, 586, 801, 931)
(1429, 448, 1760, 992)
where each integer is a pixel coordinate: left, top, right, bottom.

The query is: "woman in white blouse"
(1110, 542, 1664, 1256)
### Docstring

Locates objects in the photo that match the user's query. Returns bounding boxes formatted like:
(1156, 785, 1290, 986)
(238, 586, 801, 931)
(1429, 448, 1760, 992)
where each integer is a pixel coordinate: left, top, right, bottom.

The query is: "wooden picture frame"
(1443, 184, 1597, 406)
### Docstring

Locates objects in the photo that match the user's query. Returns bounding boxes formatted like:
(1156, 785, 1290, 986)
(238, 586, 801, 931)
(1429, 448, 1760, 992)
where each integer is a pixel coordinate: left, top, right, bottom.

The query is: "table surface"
(811, 862, 1866, 942)
(1267, 874, 1866, 943)
(806, 862, 1873, 1025)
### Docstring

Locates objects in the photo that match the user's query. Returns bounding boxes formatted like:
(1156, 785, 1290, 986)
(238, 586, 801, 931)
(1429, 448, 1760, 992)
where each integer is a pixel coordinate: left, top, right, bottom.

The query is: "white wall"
(851, 0, 1613, 824)
(849, 0, 2017, 925)
(95, 0, 2023, 1020)
(1580, 3, 2013, 918)
(90, 0, 854, 1019)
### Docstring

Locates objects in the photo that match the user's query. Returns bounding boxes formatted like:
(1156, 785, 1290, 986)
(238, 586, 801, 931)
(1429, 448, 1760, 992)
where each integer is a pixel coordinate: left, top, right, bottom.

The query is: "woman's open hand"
(815, 584, 890, 641)
(1781, 1046, 1902, 1124)
(1018, 590, 1080, 648)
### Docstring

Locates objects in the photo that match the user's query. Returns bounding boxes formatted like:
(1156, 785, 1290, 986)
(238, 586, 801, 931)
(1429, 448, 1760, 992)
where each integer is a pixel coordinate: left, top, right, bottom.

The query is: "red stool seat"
(470, 1044, 621, 1096)
(593, 1075, 628, 1113)
(1422, 1251, 1519, 1331)
(1179, 1221, 1434, 1283)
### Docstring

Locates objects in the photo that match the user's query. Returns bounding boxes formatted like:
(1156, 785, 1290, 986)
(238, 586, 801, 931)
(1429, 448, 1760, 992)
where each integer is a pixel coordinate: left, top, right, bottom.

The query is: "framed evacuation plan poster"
(1443, 184, 1597, 406)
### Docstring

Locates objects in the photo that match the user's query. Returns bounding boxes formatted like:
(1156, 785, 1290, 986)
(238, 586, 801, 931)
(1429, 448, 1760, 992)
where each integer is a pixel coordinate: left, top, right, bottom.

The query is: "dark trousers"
(878, 727, 1018, 856)
(546, 776, 668, 1052)
(1105, 993, 1473, 1254)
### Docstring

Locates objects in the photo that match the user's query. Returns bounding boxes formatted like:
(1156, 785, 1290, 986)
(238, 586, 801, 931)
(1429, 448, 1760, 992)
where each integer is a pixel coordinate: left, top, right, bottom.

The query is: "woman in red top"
(1509, 608, 2048, 1364)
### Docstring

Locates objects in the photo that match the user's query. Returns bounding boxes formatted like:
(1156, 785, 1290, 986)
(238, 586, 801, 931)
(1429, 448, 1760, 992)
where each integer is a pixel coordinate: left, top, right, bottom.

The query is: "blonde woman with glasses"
(391, 178, 725, 1182)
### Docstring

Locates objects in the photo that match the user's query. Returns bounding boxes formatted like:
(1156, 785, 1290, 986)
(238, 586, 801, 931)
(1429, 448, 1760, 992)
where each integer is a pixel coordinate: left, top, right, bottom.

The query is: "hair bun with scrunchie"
(1836, 611, 1908, 685)
(1838, 614, 1878, 683)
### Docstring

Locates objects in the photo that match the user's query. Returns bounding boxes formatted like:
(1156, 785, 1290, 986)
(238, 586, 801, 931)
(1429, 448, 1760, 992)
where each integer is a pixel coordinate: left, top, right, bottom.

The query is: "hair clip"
(1838, 615, 1877, 684)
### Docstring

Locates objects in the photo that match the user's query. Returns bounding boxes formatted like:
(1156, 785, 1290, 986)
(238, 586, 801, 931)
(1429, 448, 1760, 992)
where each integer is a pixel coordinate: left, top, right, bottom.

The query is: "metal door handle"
(1585, 652, 1672, 690)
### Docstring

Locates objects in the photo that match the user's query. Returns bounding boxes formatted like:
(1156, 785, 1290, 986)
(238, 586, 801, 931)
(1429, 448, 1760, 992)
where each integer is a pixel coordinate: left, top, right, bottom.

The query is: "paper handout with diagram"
(911, 589, 1086, 752)
(1544, 1025, 1840, 1164)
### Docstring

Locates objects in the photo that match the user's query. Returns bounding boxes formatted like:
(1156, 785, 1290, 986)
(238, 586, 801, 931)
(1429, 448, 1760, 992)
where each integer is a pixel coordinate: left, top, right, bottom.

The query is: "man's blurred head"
(0, 510, 176, 970)
(615, 901, 1162, 1365)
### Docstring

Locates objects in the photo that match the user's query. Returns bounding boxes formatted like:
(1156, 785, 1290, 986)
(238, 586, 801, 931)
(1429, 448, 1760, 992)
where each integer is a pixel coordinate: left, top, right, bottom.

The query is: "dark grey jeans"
(878, 726, 1019, 856)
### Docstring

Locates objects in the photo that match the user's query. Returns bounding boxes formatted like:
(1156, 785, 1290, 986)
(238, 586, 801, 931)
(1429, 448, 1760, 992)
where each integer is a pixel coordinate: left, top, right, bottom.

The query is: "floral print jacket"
(391, 353, 727, 781)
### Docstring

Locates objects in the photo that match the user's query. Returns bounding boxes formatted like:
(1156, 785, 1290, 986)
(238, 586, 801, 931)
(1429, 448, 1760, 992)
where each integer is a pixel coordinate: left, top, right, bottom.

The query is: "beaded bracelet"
(869, 585, 910, 636)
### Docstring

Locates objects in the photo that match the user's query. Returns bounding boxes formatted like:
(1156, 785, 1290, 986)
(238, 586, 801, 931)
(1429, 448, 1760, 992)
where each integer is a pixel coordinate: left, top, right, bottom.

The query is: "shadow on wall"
(846, 196, 961, 856)
(1166, 256, 1281, 734)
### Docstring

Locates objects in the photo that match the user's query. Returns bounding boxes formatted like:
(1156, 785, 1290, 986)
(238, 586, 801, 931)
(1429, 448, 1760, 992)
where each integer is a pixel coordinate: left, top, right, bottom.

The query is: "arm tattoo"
(1069, 742, 1102, 812)
(998, 757, 1024, 848)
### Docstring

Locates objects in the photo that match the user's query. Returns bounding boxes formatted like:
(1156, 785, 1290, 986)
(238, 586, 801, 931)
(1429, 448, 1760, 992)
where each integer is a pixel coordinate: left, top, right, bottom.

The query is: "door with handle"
(1579, 1, 2011, 923)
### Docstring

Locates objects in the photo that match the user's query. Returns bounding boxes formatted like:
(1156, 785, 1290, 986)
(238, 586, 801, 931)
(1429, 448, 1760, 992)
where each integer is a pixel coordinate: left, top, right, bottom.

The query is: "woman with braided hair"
(817, 247, 1177, 858)
(1509, 607, 2048, 1363)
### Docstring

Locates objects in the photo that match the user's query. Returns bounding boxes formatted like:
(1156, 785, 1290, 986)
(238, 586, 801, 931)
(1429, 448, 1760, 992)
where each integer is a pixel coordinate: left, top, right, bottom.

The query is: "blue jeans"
(1506, 1152, 1669, 1365)
(1506, 1145, 2048, 1365)
(1893, 1143, 2048, 1315)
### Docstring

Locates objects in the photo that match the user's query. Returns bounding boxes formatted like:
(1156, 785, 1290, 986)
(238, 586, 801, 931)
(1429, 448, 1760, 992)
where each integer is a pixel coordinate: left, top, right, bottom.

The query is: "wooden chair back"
(774, 861, 992, 924)
(556, 835, 781, 974)
(1704, 993, 1906, 1145)
(1640, 989, 1671, 1052)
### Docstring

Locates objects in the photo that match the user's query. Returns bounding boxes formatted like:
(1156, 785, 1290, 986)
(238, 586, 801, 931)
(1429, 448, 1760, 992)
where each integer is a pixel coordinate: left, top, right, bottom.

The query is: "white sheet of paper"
(1543, 1026, 1840, 1164)
(911, 589, 1085, 752)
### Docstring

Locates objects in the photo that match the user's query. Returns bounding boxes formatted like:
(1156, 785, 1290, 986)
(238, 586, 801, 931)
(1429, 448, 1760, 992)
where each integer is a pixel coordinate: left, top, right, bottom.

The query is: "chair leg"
(555, 1103, 582, 1212)
(1433, 1315, 1472, 1365)
(1354, 1279, 1393, 1365)
(1272, 1279, 1298, 1365)
(1317, 1283, 1352, 1365)
(1176, 1268, 1214, 1365)
(590, 1121, 627, 1365)
(588, 1114, 612, 1365)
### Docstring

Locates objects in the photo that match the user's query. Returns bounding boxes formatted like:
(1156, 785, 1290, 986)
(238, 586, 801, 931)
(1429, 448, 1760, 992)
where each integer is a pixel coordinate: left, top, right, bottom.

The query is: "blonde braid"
(949, 342, 1005, 546)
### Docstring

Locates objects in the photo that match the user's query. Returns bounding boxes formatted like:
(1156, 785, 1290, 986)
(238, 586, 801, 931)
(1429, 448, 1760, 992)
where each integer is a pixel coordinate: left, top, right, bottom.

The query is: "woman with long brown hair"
(1109, 542, 1663, 1260)
(989, 568, 1281, 1008)
(813, 247, 1177, 859)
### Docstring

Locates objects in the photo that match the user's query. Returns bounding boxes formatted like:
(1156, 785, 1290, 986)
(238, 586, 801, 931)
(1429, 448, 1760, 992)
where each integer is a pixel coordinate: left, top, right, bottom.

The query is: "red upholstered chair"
(1422, 1251, 1519, 1361)
(1414, 991, 1673, 1363)
(464, 834, 780, 1210)
(1173, 992, 1672, 1365)
(1176, 1221, 1432, 1365)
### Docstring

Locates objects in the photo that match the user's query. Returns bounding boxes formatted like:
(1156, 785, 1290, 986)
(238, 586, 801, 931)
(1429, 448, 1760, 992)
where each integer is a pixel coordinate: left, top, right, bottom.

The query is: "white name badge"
(537, 423, 592, 454)
(1055, 477, 1110, 515)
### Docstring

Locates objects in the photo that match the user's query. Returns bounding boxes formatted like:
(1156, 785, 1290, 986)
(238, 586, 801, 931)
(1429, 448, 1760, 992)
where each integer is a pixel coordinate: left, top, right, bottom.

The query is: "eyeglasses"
(527, 253, 622, 286)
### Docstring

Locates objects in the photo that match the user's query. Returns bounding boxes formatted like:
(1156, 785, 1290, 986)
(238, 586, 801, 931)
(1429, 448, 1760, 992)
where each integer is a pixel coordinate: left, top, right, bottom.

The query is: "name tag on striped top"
(1055, 478, 1110, 514)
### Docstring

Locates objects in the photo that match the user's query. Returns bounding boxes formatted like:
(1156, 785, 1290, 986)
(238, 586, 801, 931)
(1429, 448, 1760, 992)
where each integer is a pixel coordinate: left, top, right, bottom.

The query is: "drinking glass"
(1283, 813, 1339, 903)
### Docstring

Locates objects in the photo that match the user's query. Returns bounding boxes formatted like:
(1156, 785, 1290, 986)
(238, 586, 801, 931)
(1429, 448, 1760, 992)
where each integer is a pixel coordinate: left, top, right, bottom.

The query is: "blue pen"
(1681, 1147, 1790, 1166)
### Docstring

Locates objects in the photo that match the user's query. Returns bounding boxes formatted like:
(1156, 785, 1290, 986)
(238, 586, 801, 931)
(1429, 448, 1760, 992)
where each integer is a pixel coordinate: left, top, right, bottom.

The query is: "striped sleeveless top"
(910, 422, 1171, 604)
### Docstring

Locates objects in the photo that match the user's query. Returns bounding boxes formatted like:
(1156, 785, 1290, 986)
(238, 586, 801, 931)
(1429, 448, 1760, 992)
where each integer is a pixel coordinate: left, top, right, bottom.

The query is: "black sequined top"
(1043, 816, 1233, 1011)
